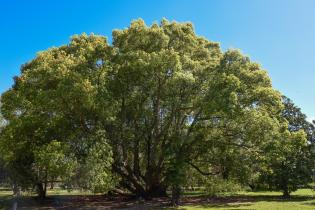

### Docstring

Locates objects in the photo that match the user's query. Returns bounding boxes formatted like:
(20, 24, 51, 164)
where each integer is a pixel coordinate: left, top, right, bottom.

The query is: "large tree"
(0, 34, 115, 198)
(106, 20, 283, 199)
(0, 19, 285, 200)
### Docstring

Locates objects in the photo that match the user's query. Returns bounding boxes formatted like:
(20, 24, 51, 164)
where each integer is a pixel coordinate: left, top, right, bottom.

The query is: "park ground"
(1, 188, 315, 209)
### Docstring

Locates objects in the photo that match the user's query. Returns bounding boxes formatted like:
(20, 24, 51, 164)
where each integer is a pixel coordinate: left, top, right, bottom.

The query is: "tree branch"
(186, 161, 220, 176)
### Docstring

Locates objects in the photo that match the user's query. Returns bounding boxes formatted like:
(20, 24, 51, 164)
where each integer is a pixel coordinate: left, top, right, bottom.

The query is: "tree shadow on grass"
(302, 200, 315, 206)
(9, 195, 171, 210)
(3, 193, 315, 210)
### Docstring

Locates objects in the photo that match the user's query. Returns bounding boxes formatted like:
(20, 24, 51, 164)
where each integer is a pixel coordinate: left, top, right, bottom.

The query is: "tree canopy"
(0, 19, 312, 201)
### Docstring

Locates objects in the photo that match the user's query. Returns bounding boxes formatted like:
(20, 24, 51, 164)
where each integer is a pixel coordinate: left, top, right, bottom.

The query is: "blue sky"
(0, 0, 314, 119)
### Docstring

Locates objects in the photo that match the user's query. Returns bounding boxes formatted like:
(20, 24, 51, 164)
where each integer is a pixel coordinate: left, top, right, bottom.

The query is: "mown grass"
(1, 187, 315, 209)
(0, 188, 13, 210)
(179, 189, 315, 210)
(0, 187, 94, 210)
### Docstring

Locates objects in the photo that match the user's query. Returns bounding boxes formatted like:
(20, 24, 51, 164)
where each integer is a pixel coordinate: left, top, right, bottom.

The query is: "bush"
(205, 177, 243, 196)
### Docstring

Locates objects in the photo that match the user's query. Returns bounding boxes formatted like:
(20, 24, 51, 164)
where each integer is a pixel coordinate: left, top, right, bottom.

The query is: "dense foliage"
(0, 19, 313, 202)
(258, 96, 314, 197)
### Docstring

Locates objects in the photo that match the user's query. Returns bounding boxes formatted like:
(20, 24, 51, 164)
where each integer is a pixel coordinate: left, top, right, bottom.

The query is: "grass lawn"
(0, 188, 12, 210)
(1, 187, 315, 209)
(179, 189, 315, 210)
(0, 188, 94, 210)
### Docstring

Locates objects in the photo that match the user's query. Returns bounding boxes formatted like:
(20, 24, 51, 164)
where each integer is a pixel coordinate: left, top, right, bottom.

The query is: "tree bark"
(171, 185, 181, 206)
(12, 184, 20, 196)
(133, 138, 140, 179)
(50, 181, 54, 189)
(36, 183, 46, 199)
(114, 163, 167, 199)
(222, 167, 230, 180)
(147, 182, 167, 197)
(283, 188, 290, 198)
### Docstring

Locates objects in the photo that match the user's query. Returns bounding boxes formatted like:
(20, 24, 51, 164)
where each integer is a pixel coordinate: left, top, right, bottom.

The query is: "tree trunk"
(282, 176, 290, 199)
(50, 181, 54, 189)
(12, 183, 20, 210)
(133, 138, 140, 179)
(222, 167, 230, 180)
(147, 183, 167, 198)
(283, 188, 290, 198)
(248, 183, 255, 191)
(36, 183, 46, 199)
(115, 163, 167, 199)
(12, 184, 21, 196)
(171, 185, 181, 206)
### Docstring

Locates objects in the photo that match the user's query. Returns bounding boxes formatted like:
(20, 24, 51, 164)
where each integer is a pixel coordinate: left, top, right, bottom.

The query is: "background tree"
(261, 130, 310, 198)
(0, 34, 116, 198)
(0, 99, 4, 129)
(0, 99, 9, 186)
(282, 96, 315, 142)
(33, 140, 77, 199)
(257, 96, 314, 198)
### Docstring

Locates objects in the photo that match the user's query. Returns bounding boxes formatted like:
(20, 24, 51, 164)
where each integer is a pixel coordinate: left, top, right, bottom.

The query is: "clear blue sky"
(0, 0, 314, 120)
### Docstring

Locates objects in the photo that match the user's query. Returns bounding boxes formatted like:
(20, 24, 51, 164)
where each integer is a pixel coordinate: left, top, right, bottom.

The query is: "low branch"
(186, 161, 220, 176)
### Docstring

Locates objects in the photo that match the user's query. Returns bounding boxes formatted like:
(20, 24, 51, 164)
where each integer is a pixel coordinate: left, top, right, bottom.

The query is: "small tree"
(75, 130, 116, 193)
(262, 130, 311, 198)
(33, 140, 77, 199)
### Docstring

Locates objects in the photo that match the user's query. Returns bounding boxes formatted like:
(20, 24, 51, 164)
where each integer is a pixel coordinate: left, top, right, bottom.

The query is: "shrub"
(205, 177, 242, 196)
